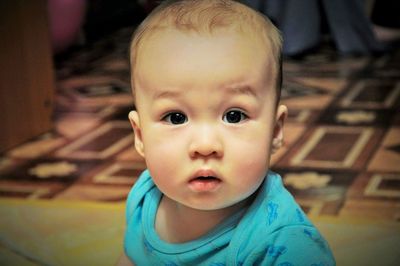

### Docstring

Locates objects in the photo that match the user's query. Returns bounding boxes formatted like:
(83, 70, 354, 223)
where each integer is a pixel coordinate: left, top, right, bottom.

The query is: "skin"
(118, 27, 287, 264)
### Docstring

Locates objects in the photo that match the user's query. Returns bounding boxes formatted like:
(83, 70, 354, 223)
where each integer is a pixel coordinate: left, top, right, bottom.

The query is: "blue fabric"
(246, 0, 384, 55)
(124, 170, 335, 265)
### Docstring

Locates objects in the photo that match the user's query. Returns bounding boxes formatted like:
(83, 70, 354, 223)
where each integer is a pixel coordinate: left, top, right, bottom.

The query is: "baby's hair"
(130, 0, 283, 102)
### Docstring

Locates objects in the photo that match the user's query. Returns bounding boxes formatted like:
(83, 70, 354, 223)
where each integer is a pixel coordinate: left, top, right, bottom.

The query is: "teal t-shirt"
(124, 170, 335, 265)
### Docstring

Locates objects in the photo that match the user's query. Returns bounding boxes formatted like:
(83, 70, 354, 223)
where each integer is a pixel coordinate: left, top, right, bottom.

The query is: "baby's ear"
(272, 105, 288, 154)
(129, 111, 145, 157)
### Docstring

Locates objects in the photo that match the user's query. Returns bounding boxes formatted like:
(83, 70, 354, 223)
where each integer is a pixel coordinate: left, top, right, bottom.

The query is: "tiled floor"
(2, 27, 397, 220)
(1, 26, 400, 265)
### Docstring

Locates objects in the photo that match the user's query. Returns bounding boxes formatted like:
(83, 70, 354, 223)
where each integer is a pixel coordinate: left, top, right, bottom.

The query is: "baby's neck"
(155, 195, 249, 243)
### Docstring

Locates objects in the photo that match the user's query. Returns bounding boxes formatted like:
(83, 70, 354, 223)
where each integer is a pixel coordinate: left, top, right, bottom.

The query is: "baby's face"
(130, 28, 286, 210)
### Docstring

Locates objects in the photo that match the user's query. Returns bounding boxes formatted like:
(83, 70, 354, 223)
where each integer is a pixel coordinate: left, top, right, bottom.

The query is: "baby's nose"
(188, 125, 223, 159)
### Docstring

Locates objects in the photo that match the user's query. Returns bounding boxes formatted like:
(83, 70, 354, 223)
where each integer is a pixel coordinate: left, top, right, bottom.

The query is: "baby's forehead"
(134, 28, 277, 92)
(137, 24, 273, 64)
(137, 25, 277, 71)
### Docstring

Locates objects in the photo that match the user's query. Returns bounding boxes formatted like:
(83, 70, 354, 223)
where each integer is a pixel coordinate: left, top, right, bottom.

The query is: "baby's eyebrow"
(151, 85, 258, 100)
(152, 90, 181, 100)
(225, 85, 258, 98)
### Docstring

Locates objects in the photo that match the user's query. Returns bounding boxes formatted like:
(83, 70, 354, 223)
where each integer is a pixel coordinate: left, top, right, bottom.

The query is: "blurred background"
(0, 0, 399, 265)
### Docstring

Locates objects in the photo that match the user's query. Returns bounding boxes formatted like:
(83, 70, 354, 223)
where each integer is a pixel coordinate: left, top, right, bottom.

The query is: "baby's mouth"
(188, 175, 222, 192)
(195, 176, 219, 181)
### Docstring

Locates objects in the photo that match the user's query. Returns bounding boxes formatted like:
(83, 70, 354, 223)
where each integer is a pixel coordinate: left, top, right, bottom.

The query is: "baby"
(119, 0, 335, 265)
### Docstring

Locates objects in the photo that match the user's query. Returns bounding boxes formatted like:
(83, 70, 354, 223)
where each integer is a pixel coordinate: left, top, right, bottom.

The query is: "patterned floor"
(0, 26, 400, 265)
(1, 27, 399, 221)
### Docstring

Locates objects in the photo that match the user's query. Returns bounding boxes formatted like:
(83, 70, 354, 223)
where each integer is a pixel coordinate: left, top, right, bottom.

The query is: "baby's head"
(129, 0, 287, 211)
(130, 0, 283, 102)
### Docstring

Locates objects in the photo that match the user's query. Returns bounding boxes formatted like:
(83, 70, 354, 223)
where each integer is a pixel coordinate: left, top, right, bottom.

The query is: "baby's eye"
(223, 110, 248, 123)
(162, 112, 188, 125)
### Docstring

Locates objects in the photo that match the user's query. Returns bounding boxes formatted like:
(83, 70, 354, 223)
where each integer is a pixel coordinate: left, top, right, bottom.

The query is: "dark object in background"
(83, 0, 147, 42)
(371, 0, 400, 49)
(371, 0, 400, 29)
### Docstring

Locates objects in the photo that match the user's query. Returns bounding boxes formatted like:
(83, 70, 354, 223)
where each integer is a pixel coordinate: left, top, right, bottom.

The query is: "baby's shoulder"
(227, 174, 336, 264)
(230, 221, 334, 265)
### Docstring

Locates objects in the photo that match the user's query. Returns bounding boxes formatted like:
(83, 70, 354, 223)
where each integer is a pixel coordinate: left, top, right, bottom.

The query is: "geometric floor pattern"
(0, 26, 399, 265)
(1, 26, 399, 221)
(0, 28, 400, 221)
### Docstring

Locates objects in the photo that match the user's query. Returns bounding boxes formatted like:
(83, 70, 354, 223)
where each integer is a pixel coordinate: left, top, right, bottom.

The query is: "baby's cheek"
(236, 145, 270, 174)
(145, 143, 179, 175)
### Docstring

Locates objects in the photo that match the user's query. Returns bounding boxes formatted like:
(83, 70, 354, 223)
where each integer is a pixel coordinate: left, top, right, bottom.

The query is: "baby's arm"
(116, 253, 135, 266)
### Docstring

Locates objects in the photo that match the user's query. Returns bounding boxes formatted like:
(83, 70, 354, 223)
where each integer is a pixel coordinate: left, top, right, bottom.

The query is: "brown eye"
(163, 112, 187, 124)
(223, 110, 248, 123)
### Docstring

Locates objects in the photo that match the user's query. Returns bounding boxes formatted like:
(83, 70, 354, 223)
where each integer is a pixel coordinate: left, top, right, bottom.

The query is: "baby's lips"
(188, 175, 222, 192)
(190, 168, 221, 182)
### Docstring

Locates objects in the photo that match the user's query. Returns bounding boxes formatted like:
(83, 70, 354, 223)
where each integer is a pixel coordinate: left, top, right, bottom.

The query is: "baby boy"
(119, 0, 335, 265)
